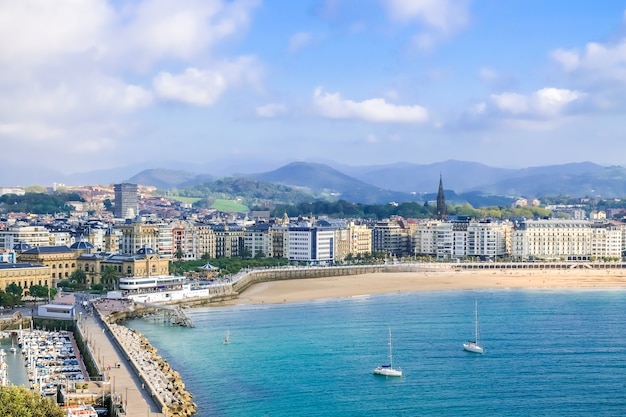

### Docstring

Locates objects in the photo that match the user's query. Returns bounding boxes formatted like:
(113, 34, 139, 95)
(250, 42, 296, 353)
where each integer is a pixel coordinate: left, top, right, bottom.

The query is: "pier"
(133, 302, 194, 328)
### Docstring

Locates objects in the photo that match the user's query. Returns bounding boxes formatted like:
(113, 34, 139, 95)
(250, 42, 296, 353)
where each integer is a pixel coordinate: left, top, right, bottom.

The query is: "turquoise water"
(126, 290, 626, 416)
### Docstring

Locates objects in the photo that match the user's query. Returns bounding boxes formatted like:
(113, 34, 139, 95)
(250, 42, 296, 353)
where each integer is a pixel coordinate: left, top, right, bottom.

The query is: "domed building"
(76, 245, 169, 289)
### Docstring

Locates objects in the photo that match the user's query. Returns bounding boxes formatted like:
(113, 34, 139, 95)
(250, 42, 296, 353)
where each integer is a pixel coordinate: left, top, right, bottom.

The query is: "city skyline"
(2, 1, 626, 181)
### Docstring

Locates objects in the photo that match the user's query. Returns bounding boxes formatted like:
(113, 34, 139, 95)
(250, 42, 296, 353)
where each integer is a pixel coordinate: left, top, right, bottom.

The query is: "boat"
(223, 330, 230, 345)
(463, 299, 484, 354)
(373, 327, 402, 377)
(9, 338, 17, 354)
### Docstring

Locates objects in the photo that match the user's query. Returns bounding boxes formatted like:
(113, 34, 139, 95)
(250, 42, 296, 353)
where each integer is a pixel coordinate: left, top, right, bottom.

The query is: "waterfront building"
(113, 183, 138, 219)
(371, 219, 411, 257)
(0, 225, 51, 250)
(328, 220, 372, 261)
(287, 225, 334, 264)
(269, 224, 288, 258)
(244, 223, 272, 258)
(0, 262, 50, 291)
(77, 246, 169, 287)
(212, 223, 244, 258)
(466, 220, 512, 259)
(512, 219, 594, 261)
(590, 221, 622, 259)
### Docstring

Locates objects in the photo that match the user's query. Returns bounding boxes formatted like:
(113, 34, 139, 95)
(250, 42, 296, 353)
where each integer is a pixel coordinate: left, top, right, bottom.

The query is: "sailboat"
(373, 327, 402, 377)
(9, 337, 16, 354)
(223, 329, 230, 345)
(463, 299, 484, 354)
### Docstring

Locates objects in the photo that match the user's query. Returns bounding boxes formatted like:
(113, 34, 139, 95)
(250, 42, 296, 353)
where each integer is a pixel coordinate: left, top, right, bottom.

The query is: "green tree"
(70, 269, 87, 289)
(101, 266, 118, 290)
(0, 385, 65, 417)
(28, 285, 56, 299)
(6, 283, 23, 297)
(175, 246, 184, 262)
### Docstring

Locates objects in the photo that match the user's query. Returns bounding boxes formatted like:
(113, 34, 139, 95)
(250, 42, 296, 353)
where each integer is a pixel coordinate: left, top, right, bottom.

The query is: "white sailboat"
(223, 329, 230, 345)
(463, 299, 484, 354)
(373, 327, 402, 377)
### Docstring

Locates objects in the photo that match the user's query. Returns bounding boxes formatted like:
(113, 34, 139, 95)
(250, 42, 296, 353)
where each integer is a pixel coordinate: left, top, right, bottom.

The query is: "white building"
(0, 226, 51, 251)
(287, 226, 335, 264)
(512, 219, 596, 261)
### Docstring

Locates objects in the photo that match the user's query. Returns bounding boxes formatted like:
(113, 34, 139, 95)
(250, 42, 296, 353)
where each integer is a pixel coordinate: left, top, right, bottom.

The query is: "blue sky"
(2, 0, 626, 178)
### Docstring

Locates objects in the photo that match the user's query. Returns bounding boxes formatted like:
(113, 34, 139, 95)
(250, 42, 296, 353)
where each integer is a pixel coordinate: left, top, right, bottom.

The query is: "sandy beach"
(228, 269, 626, 305)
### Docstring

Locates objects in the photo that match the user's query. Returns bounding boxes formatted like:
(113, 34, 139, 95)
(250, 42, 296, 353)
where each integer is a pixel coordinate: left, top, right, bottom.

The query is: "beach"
(228, 268, 626, 305)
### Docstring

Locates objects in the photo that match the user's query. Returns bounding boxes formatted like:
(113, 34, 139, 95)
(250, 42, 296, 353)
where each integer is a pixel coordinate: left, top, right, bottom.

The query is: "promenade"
(76, 301, 165, 417)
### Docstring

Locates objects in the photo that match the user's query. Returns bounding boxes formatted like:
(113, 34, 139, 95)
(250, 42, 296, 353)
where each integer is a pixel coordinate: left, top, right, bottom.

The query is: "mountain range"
(4, 160, 626, 205)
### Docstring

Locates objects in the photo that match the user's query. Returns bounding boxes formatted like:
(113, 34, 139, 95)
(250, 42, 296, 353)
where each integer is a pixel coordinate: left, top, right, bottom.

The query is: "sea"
(125, 289, 626, 416)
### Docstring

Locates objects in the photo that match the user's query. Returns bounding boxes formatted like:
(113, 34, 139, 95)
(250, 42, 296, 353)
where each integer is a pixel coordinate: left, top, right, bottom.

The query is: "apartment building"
(287, 225, 335, 264)
(0, 226, 51, 250)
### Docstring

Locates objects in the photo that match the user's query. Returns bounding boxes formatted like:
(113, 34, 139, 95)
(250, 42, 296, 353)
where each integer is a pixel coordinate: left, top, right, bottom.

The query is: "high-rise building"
(114, 183, 138, 219)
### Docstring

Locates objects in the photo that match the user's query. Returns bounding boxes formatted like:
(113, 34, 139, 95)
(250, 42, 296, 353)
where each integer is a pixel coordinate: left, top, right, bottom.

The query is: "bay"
(126, 290, 626, 416)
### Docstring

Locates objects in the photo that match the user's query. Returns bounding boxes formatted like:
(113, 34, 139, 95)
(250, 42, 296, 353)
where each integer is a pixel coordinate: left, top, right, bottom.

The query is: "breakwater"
(107, 323, 197, 417)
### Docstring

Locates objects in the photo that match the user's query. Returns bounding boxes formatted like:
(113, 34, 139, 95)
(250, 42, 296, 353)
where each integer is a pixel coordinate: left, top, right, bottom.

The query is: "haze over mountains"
(4, 159, 626, 205)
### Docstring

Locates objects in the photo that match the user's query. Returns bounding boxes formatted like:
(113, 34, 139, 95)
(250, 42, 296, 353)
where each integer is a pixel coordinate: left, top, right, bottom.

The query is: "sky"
(3, 0, 626, 179)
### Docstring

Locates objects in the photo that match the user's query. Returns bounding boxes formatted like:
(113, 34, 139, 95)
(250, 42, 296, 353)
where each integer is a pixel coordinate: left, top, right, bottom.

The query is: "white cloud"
(153, 56, 261, 106)
(0, 0, 113, 68)
(154, 68, 227, 106)
(0, 0, 261, 151)
(256, 103, 288, 117)
(312, 87, 428, 123)
(386, 0, 469, 32)
(551, 40, 626, 83)
(289, 32, 314, 53)
(384, 0, 470, 50)
(491, 88, 583, 117)
(115, 0, 260, 68)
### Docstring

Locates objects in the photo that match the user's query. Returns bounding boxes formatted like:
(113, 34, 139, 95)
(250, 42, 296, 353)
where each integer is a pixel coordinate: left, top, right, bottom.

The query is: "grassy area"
(169, 196, 202, 204)
(212, 199, 249, 213)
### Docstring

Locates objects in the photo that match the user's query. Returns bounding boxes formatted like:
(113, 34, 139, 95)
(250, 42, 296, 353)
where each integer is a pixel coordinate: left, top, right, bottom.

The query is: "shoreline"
(223, 269, 626, 306)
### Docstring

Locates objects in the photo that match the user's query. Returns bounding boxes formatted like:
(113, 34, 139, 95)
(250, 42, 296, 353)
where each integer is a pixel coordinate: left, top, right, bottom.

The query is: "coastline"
(224, 269, 626, 305)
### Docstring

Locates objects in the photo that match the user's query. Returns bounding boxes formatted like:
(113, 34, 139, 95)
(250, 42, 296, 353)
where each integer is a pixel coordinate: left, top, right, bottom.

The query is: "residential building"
(0, 226, 51, 250)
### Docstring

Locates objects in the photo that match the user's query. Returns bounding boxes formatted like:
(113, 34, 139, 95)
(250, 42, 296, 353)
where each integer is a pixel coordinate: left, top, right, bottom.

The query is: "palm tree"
(101, 266, 118, 290)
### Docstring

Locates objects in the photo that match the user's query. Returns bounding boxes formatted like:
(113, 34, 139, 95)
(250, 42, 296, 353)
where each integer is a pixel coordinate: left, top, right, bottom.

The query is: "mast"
(388, 327, 393, 368)
(474, 300, 479, 343)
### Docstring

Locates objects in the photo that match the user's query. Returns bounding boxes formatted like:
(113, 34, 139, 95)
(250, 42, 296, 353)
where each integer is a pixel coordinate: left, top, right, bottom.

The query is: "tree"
(70, 269, 87, 289)
(175, 246, 184, 262)
(101, 266, 118, 290)
(0, 385, 65, 417)
(29, 285, 56, 299)
(6, 283, 22, 297)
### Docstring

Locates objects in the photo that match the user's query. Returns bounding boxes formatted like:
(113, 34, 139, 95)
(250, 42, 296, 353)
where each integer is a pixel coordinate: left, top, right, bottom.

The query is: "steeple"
(435, 174, 447, 220)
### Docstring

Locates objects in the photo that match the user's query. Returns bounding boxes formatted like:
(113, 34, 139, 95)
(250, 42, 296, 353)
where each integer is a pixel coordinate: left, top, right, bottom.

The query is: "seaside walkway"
(76, 302, 165, 417)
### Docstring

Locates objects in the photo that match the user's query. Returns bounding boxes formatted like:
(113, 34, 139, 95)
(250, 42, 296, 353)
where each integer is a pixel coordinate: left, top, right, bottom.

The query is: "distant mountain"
(127, 169, 214, 189)
(340, 160, 515, 193)
(480, 165, 626, 197)
(245, 162, 420, 204)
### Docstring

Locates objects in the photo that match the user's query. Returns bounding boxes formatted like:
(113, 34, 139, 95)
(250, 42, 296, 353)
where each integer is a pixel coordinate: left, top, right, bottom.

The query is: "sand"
(228, 269, 626, 305)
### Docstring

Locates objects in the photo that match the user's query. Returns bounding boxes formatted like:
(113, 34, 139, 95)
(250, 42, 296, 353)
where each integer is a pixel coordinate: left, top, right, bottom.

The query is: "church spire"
(435, 174, 447, 220)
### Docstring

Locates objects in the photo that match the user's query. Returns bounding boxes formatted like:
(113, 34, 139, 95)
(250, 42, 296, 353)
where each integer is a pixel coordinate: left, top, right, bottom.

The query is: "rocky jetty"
(108, 323, 197, 417)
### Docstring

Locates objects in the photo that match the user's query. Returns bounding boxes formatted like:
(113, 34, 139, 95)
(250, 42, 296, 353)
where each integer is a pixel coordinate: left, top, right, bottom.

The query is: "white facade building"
(287, 226, 335, 263)
(512, 219, 597, 261)
(0, 226, 51, 250)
